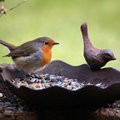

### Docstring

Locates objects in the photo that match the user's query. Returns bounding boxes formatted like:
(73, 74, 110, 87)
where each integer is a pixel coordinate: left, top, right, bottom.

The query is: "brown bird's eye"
(45, 42, 48, 45)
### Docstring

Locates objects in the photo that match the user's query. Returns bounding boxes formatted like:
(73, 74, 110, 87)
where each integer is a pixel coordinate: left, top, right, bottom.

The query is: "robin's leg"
(20, 70, 29, 77)
(25, 72, 38, 78)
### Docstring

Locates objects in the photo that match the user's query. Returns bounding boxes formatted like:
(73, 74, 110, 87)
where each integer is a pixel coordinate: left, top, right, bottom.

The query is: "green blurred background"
(0, 0, 120, 69)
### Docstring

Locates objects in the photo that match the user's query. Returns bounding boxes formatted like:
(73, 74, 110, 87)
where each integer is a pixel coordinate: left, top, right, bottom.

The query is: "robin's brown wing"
(5, 43, 38, 57)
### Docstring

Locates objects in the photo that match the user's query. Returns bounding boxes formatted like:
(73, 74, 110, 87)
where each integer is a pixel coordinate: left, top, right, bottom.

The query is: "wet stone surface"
(13, 73, 108, 91)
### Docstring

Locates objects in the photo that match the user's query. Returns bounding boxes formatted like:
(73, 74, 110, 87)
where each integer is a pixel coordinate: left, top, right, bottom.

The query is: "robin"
(0, 37, 59, 72)
(80, 21, 116, 70)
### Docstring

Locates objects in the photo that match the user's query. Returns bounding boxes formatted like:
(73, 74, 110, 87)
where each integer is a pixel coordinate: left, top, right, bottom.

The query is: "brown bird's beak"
(53, 42, 59, 45)
(112, 56, 116, 60)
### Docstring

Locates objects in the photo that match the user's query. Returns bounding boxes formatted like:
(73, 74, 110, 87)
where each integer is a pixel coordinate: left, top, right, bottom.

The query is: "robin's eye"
(45, 42, 48, 45)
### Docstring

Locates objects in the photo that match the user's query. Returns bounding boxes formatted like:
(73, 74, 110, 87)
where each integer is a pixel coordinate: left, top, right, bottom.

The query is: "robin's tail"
(0, 40, 17, 51)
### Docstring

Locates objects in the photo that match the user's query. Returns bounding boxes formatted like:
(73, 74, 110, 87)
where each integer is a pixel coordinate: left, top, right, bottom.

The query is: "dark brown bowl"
(1, 60, 120, 108)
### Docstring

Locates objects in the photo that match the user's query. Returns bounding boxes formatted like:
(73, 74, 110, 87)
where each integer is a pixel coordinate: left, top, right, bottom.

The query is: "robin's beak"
(53, 42, 59, 45)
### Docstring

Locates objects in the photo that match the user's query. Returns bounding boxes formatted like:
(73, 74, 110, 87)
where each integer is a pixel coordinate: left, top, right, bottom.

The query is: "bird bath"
(0, 60, 120, 108)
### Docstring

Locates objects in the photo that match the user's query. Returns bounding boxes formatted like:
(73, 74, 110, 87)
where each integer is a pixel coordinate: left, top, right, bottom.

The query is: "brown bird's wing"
(6, 43, 38, 57)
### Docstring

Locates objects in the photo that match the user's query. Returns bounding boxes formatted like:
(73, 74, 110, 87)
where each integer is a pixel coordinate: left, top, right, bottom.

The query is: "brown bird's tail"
(80, 21, 89, 38)
(80, 21, 93, 47)
(0, 40, 17, 51)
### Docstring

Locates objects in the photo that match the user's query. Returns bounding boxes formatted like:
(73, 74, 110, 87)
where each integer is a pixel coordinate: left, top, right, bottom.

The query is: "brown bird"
(80, 21, 116, 70)
(0, 37, 59, 72)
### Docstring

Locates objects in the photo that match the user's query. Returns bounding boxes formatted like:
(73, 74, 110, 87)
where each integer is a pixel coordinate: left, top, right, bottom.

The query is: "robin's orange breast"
(40, 45, 52, 67)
